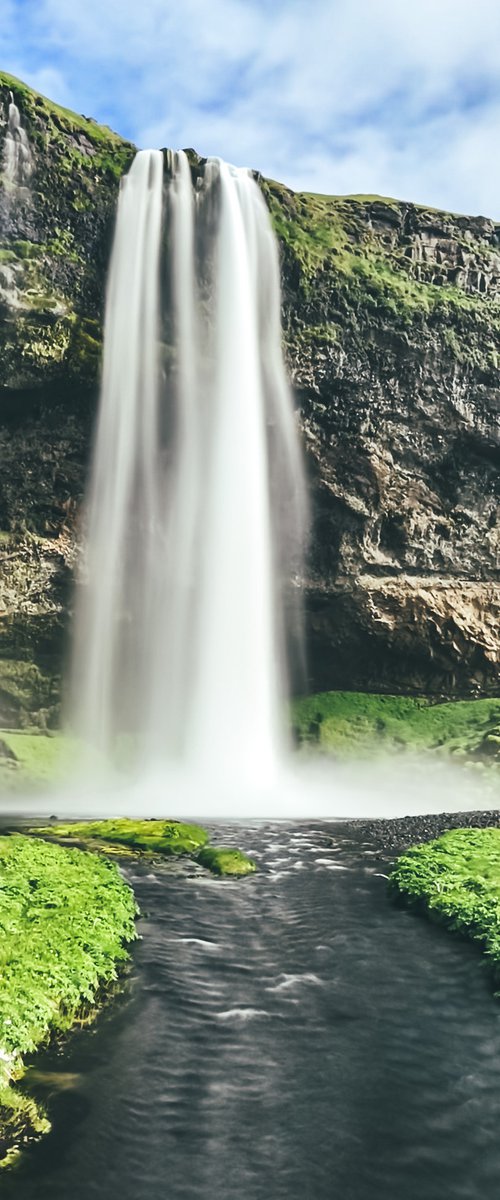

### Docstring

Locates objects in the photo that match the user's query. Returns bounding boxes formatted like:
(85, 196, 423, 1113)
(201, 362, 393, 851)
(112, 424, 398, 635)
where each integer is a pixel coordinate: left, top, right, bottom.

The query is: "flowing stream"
(70, 149, 306, 789)
(6, 821, 500, 1200)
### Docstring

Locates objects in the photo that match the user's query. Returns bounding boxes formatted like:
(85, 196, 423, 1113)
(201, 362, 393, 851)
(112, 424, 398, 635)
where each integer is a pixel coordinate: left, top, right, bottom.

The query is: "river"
(6, 818, 500, 1200)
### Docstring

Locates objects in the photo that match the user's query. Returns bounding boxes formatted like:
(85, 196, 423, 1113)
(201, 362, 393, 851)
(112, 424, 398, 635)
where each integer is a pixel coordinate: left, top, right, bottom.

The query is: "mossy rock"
(40, 818, 209, 856)
(197, 846, 257, 877)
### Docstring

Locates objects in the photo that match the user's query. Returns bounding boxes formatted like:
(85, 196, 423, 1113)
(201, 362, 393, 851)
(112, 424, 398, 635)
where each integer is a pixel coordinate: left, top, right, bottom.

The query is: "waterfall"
(70, 149, 306, 786)
(2, 92, 33, 187)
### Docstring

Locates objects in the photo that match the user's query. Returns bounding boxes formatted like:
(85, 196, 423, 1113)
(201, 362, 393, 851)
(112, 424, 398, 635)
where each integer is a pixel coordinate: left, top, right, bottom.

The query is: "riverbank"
(390, 826, 500, 987)
(0, 817, 255, 1167)
(0, 835, 138, 1167)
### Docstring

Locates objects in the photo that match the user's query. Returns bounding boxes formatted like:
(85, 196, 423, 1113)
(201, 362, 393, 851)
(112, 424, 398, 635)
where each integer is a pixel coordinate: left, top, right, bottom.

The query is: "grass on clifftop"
(0, 69, 134, 178)
(390, 828, 500, 983)
(263, 177, 500, 359)
(292, 692, 500, 764)
(0, 835, 137, 1166)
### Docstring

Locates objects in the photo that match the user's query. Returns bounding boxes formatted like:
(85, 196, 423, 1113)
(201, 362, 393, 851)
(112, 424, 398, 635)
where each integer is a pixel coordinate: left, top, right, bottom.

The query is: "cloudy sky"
(2, 0, 500, 217)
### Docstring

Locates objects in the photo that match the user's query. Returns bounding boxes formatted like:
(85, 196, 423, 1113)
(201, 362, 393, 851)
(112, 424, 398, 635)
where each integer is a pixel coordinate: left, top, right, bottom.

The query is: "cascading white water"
(71, 150, 164, 752)
(70, 148, 307, 787)
(2, 91, 33, 187)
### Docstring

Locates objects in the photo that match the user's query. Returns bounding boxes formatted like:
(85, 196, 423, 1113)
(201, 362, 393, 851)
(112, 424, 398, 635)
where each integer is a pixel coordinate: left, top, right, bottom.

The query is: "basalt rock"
(0, 72, 498, 724)
(262, 182, 499, 697)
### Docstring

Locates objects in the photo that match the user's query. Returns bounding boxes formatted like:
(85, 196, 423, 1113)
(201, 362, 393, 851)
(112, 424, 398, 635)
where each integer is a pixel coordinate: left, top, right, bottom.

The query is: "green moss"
(0, 834, 137, 1165)
(0, 660, 59, 738)
(0, 70, 135, 179)
(292, 692, 500, 762)
(48, 228, 81, 262)
(0, 731, 65, 790)
(39, 817, 210, 857)
(197, 846, 257, 877)
(294, 322, 339, 346)
(11, 241, 40, 261)
(67, 320, 102, 378)
(390, 828, 500, 984)
(263, 177, 500, 363)
(34, 819, 258, 879)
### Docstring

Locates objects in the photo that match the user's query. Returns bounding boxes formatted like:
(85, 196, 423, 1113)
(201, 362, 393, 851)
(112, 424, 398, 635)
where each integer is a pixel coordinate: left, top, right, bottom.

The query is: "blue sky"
(2, 0, 500, 216)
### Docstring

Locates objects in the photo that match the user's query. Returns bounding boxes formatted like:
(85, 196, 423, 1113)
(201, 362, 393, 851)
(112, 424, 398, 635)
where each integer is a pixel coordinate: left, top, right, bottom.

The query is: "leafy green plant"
(390, 828, 500, 981)
(0, 834, 137, 1165)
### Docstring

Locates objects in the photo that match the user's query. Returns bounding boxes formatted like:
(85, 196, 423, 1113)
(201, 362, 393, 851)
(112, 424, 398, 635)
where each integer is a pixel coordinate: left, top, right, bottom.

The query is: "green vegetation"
(197, 846, 257, 877)
(35, 819, 257, 879)
(0, 69, 134, 181)
(0, 731, 66, 791)
(0, 656, 58, 729)
(292, 692, 500, 763)
(2, 693, 500, 796)
(263, 177, 500, 368)
(0, 835, 137, 1165)
(390, 828, 500, 984)
(0, 69, 135, 393)
(42, 818, 209, 856)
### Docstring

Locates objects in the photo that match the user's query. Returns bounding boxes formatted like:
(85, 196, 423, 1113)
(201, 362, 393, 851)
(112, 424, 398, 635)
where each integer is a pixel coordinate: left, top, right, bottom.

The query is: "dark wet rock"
(338, 810, 500, 858)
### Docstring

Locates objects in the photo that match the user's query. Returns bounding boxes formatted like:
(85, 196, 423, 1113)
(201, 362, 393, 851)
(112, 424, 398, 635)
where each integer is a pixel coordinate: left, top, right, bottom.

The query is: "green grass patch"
(0, 731, 66, 792)
(197, 846, 257, 877)
(390, 828, 500, 983)
(292, 692, 500, 762)
(0, 834, 137, 1165)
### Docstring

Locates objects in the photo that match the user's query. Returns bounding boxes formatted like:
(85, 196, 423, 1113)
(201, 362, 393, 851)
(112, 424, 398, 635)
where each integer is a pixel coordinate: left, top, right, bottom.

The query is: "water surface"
(6, 821, 500, 1200)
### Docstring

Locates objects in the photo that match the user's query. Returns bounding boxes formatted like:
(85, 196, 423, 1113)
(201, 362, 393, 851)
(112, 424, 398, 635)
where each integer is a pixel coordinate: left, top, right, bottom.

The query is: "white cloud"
(2, 0, 500, 215)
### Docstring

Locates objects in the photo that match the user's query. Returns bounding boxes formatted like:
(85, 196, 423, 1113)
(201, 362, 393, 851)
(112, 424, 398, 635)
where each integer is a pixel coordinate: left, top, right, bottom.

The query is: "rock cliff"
(0, 71, 498, 726)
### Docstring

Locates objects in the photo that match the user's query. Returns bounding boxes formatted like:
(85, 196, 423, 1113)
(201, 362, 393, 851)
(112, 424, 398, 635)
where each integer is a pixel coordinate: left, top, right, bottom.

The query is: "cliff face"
(0, 73, 498, 725)
(263, 182, 500, 697)
(0, 72, 134, 725)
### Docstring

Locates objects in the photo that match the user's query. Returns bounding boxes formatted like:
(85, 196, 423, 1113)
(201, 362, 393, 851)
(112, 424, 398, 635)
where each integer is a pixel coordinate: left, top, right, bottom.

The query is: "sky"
(2, 0, 500, 217)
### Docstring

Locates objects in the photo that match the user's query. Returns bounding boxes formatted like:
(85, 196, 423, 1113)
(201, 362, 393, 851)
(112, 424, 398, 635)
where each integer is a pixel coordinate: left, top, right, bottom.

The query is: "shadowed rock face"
(0, 73, 498, 725)
(266, 183, 500, 697)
